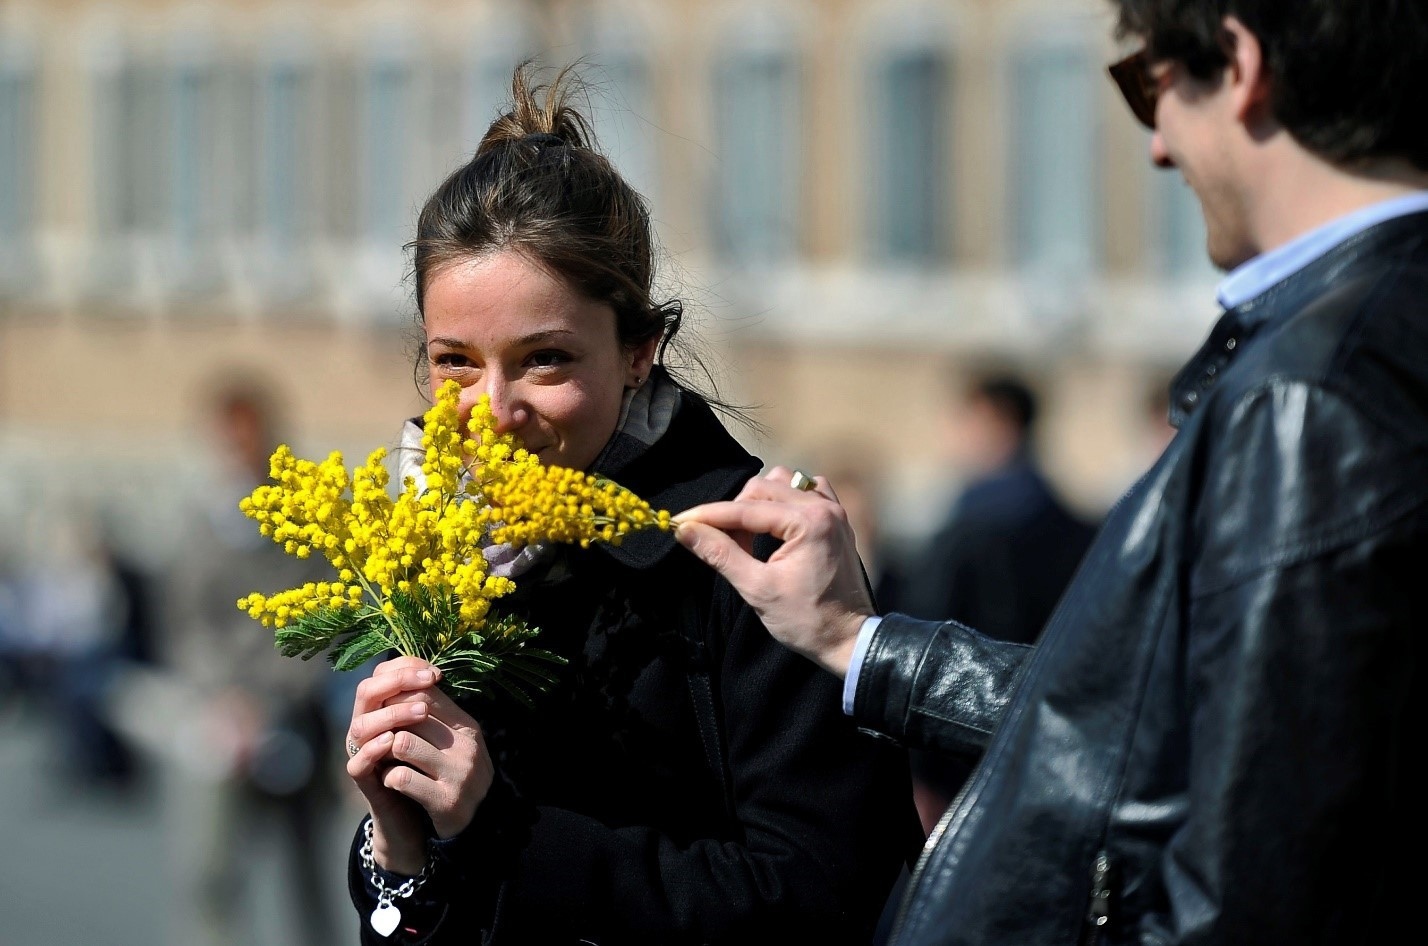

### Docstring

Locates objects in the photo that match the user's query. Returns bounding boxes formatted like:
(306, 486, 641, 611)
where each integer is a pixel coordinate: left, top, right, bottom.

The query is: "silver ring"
(347, 739, 360, 758)
(790, 470, 817, 492)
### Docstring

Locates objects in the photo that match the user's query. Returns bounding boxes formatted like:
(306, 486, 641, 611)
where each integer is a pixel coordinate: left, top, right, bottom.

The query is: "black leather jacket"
(856, 211, 1428, 945)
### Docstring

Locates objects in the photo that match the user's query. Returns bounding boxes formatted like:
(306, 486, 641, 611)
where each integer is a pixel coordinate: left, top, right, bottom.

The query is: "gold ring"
(790, 470, 817, 492)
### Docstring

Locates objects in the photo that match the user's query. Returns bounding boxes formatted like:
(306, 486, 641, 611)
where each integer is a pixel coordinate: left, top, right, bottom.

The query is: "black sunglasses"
(1108, 49, 1158, 130)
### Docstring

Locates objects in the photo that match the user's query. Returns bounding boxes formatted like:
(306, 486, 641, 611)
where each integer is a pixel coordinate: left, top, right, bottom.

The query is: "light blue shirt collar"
(1216, 191, 1428, 311)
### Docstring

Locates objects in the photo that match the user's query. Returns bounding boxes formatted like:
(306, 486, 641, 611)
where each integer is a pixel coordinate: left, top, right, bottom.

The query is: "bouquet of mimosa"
(234, 379, 671, 705)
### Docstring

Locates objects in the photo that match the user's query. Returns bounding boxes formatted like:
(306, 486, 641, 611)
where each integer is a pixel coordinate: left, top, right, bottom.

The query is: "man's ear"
(1221, 15, 1274, 128)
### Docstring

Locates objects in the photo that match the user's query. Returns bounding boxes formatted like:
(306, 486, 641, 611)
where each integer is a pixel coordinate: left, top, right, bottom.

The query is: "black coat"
(858, 212, 1428, 945)
(351, 392, 918, 945)
(901, 453, 1096, 643)
(899, 455, 1096, 801)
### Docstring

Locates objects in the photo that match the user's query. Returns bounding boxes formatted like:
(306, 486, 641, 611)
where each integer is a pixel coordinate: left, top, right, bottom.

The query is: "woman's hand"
(346, 656, 495, 873)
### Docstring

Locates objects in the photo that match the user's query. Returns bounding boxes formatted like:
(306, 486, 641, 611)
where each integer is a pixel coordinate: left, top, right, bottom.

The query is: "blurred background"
(0, 0, 1215, 943)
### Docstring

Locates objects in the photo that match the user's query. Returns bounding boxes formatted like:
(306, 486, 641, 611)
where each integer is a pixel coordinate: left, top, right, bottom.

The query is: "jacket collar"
(591, 391, 762, 571)
(1227, 209, 1428, 333)
(1216, 193, 1428, 312)
(1168, 210, 1428, 428)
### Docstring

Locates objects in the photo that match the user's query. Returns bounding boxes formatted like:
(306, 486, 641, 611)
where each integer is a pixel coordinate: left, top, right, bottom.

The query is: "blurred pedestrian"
(902, 372, 1096, 640)
(161, 377, 339, 946)
(1139, 373, 1177, 463)
(6, 511, 146, 791)
(899, 372, 1095, 832)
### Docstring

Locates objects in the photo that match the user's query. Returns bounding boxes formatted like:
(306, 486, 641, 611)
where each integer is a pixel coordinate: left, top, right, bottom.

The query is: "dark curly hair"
(1110, 0, 1428, 170)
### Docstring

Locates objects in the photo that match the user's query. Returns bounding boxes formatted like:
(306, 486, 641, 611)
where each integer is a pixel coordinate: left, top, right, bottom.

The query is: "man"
(674, 2, 1427, 943)
(902, 372, 1095, 641)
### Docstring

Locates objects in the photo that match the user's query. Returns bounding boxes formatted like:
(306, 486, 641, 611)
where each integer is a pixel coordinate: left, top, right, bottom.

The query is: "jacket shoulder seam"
(1192, 486, 1428, 598)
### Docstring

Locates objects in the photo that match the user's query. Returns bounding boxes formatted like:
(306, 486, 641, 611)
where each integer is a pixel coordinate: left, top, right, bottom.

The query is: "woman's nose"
(481, 378, 528, 434)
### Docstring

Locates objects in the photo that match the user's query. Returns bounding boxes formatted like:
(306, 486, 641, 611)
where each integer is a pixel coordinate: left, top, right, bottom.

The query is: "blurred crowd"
(0, 510, 156, 790)
(0, 375, 360, 945)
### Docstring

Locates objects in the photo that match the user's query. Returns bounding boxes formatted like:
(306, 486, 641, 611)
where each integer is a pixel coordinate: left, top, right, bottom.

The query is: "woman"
(343, 66, 916, 945)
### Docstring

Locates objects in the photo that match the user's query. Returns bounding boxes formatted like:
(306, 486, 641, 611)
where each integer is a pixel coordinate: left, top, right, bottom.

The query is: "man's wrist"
(823, 612, 875, 676)
(840, 615, 883, 715)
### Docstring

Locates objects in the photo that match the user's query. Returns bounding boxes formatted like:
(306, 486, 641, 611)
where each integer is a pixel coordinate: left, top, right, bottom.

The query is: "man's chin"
(1206, 235, 1255, 273)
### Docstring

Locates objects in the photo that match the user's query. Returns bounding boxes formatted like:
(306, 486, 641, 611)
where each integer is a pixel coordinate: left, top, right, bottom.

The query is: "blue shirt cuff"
(841, 616, 882, 715)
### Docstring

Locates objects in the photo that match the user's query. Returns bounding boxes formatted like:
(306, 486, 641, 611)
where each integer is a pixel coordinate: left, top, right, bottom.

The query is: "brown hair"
(408, 63, 741, 418)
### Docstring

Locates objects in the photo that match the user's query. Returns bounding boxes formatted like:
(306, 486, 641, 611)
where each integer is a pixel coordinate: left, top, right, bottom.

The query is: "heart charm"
(371, 902, 402, 938)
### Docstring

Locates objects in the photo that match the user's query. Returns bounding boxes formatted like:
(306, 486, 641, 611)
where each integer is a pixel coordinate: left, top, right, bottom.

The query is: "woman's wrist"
(430, 798, 480, 840)
(371, 817, 428, 876)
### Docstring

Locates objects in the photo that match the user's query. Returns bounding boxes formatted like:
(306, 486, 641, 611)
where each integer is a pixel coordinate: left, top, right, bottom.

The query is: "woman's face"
(422, 249, 656, 471)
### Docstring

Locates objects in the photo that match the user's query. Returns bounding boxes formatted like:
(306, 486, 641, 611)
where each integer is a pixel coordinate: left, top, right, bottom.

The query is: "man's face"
(944, 394, 1020, 477)
(1148, 58, 1257, 271)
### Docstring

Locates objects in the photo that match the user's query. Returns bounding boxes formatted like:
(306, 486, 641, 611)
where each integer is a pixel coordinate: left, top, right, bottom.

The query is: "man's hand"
(673, 466, 876, 678)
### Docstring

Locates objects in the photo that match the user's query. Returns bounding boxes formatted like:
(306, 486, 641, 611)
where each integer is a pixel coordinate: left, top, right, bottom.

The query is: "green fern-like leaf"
(273, 586, 564, 706)
(275, 606, 382, 661)
(376, 587, 566, 702)
(436, 648, 565, 707)
(331, 627, 398, 671)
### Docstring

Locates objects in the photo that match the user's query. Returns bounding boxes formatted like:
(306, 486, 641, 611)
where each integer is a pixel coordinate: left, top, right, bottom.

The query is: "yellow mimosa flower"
(236, 379, 670, 701)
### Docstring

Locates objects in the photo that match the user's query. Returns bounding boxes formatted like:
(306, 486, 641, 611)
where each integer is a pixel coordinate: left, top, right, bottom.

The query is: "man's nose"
(1150, 130, 1176, 169)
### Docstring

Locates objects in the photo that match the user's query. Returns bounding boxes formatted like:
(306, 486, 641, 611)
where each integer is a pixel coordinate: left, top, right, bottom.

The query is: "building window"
(711, 34, 801, 265)
(461, 18, 535, 158)
(462, 53, 508, 153)
(261, 57, 311, 245)
(1010, 42, 1099, 278)
(361, 45, 414, 247)
(871, 46, 949, 264)
(253, 43, 318, 297)
(582, 12, 656, 203)
(87, 37, 163, 290)
(0, 34, 38, 293)
(167, 41, 223, 292)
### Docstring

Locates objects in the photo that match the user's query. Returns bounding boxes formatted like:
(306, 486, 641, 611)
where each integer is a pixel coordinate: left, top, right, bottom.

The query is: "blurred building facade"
(0, 0, 1220, 566)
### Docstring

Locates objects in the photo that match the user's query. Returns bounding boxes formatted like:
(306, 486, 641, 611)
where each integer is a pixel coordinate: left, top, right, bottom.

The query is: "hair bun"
(522, 132, 568, 150)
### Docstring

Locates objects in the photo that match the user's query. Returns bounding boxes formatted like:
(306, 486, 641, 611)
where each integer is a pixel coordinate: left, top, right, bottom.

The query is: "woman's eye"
(432, 352, 473, 370)
(528, 350, 571, 369)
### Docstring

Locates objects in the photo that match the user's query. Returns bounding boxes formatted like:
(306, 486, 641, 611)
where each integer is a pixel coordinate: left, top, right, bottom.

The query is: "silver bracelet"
(360, 817, 435, 938)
